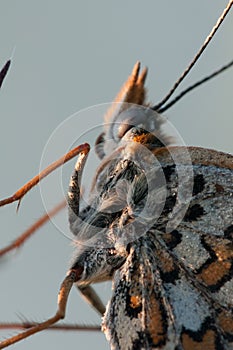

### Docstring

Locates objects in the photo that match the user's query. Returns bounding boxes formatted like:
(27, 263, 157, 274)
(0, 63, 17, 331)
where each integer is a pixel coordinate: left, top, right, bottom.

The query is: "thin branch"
(153, 0, 233, 111)
(0, 199, 66, 258)
(158, 59, 233, 113)
(0, 143, 90, 208)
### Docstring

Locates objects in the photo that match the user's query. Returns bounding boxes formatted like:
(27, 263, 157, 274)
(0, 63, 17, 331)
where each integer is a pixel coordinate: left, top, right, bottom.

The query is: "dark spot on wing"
(132, 332, 153, 350)
(163, 195, 176, 215)
(192, 174, 205, 196)
(224, 225, 233, 240)
(163, 165, 176, 182)
(160, 268, 179, 284)
(215, 183, 224, 193)
(163, 230, 182, 249)
(184, 204, 205, 222)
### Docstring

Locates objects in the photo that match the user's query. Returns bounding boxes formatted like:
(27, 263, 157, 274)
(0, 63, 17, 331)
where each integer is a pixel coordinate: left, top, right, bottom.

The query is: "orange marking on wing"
(197, 238, 233, 287)
(206, 238, 233, 261)
(147, 292, 167, 346)
(156, 247, 176, 274)
(197, 260, 231, 286)
(218, 311, 233, 335)
(129, 295, 142, 309)
(182, 329, 216, 350)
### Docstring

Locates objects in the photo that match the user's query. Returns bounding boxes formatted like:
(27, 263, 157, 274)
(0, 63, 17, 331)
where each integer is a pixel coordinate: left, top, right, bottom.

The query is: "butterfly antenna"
(158, 59, 233, 113)
(152, 0, 233, 112)
(0, 60, 11, 89)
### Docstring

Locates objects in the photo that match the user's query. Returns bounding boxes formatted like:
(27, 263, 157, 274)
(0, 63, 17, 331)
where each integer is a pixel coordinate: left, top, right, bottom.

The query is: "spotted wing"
(103, 238, 177, 350)
(103, 147, 233, 350)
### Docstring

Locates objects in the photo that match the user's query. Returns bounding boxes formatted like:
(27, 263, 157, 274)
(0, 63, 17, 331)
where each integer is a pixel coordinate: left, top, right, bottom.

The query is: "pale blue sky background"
(0, 1, 232, 350)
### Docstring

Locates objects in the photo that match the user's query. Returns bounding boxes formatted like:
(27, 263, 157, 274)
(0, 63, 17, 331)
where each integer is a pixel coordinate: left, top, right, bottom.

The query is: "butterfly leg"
(67, 146, 106, 315)
(0, 269, 77, 349)
(67, 144, 90, 227)
(77, 285, 106, 315)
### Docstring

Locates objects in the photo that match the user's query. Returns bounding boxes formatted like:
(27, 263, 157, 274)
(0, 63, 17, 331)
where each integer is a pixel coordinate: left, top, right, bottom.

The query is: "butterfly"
(83, 62, 233, 350)
(0, 3, 233, 350)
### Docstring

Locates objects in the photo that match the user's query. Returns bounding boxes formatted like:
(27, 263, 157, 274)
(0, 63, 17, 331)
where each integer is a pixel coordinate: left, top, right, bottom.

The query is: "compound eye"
(112, 106, 149, 141)
(117, 123, 134, 139)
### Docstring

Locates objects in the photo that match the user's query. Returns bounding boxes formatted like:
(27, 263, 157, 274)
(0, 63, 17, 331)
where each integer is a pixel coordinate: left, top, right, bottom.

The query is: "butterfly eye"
(110, 106, 158, 142)
(120, 126, 146, 141)
(117, 122, 134, 140)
